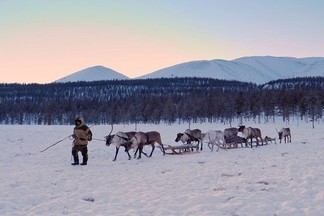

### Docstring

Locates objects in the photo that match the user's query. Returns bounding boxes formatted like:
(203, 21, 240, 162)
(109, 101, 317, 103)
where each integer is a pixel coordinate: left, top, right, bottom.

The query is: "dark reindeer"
(128, 131, 166, 159)
(175, 133, 192, 144)
(238, 125, 263, 148)
(278, 128, 291, 143)
(223, 127, 239, 137)
(175, 129, 203, 150)
(224, 135, 247, 148)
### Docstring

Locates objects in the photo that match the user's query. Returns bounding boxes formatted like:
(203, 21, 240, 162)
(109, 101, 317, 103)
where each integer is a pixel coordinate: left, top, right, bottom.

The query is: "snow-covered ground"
(1, 120, 323, 215)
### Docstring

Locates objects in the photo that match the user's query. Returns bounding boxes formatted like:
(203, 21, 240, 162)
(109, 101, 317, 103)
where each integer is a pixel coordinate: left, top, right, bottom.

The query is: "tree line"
(1, 77, 324, 125)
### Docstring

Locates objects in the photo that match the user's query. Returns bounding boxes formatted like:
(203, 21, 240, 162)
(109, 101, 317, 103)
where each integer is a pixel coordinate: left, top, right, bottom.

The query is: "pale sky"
(1, 0, 324, 83)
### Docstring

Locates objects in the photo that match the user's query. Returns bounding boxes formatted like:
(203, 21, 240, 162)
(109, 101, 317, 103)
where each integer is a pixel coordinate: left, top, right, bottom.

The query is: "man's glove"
(87, 133, 92, 141)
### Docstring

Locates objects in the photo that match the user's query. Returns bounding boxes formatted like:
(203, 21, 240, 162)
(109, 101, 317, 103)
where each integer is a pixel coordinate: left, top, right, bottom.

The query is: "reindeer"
(223, 127, 239, 137)
(175, 133, 196, 152)
(238, 125, 263, 148)
(185, 129, 203, 150)
(278, 128, 291, 143)
(175, 131, 201, 151)
(175, 129, 203, 150)
(175, 133, 191, 144)
(264, 136, 277, 144)
(201, 130, 225, 152)
(129, 131, 165, 159)
(224, 135, 247, 148)
(105, 129, 138, 161)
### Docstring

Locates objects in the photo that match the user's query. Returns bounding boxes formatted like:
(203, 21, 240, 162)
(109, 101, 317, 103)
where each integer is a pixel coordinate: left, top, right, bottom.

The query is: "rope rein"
(92, 138, 106, 142)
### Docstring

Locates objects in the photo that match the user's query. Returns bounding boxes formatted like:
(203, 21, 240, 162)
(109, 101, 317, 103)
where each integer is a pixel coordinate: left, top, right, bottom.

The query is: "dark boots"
(71, 160, 79, 165)
(80, 147, 88, 165)
(71, 148, 79, 165)
(71, 155, 79, 165)
(71, 145, 88, 166)
(71, 161, 79, 165)
(80, 161, 87, 166)
(80, 155, 88, 166)
(71, 154, 87, 166)
(71, 158, 87, 165)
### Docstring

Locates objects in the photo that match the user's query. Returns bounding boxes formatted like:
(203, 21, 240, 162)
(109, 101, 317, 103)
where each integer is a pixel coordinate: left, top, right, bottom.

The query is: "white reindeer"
(278, 128, 291, 143)
(105, 131, 137, 161)
(201, 130, 225, 152)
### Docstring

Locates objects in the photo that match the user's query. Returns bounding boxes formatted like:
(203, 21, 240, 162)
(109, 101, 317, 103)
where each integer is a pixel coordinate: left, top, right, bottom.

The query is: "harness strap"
(185, 132, 198, 141)
(117, 134, 129, 141)
(145, 133, 149, 144)
(134, 135, 139, 145)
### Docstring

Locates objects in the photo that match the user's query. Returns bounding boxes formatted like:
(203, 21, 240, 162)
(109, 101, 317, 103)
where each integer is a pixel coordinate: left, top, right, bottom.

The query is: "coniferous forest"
(1, 77, 324, 125)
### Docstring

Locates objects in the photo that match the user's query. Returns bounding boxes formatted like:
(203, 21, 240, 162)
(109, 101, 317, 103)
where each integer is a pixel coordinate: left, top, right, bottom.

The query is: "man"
(71, 116, 92, 166)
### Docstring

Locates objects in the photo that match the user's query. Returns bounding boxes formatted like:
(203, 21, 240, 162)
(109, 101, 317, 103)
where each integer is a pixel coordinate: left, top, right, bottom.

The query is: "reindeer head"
(175, 133, 184, 142)
(278, 131, 283, 141)
(238, 125, 245, 132)
(105, 135, 114, 146)
(105, 124, 114, 146)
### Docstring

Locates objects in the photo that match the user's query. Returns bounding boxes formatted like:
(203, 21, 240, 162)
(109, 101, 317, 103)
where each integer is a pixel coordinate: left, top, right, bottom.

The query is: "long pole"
(40, 124, 97, 153)
(40, 135, 72, 152)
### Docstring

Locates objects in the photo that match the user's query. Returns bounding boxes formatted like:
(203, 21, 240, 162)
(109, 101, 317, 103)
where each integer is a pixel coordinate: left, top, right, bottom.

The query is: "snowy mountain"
(54, 65, 129, 83)
(54, 56, 324, 84)
(137, 56, 324, 84)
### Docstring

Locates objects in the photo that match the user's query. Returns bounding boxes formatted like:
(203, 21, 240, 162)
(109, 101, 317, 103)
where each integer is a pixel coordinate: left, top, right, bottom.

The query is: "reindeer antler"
(108, 124, 114, 136)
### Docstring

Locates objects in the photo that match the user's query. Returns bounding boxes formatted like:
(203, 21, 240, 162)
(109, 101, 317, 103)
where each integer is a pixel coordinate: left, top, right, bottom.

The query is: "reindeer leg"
(141, 146, 149, 158)
(149, 144, 155, 157)
(137, 145, 143, 159)
(124, 147, 131, 160)
(113, 147, 119, 161)
(160, 144, 166, 155)
(142, 151, 149, 157)
(209, 142, 214, 152)
(208, 142, 212, 151)
(216, 141, 220, 152)
(134, 148, 138, 158)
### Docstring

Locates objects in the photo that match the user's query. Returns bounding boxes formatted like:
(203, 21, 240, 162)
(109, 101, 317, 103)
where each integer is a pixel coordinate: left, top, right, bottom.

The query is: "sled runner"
(163, 143, 199, 155)
(218, 142, 239, 149)
(264, 136, 276, 144)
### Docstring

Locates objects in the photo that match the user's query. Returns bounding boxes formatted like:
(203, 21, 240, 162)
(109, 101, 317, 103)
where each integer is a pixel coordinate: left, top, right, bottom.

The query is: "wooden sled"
(264, 136, 276, 144)
(164, 144, 199, 155)
(218, 142, 239, 150)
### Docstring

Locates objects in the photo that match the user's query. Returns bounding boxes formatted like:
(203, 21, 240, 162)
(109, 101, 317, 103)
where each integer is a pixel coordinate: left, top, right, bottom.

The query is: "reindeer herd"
(105, 125, 292, 161)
